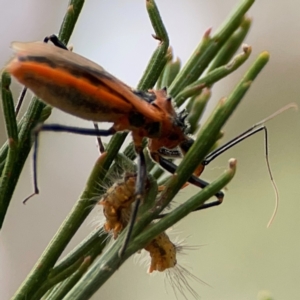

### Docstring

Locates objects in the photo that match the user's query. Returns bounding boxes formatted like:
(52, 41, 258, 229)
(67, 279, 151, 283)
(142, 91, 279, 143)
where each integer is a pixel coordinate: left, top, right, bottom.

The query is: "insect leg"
(93, 123, 105, 153)
(23, 124, 116, 204)
(155, 123, 272, 219)
(119, 145, 147, 257)
(44, 34, 68, 50)
(15, 87, 28, 116)
(154, 154, 224, 217)
(203, 125, 266, 165)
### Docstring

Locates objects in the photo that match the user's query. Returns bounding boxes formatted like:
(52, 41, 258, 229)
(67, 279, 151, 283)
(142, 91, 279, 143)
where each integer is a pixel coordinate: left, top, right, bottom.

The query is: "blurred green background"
(0, 0, 299, 299)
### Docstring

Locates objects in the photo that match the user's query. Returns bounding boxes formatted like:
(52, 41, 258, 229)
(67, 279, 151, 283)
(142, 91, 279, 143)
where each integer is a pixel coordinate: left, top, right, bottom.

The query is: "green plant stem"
(150, 165, 165, 180)
(45, 257, 92, 300)
(11, 153, 107, 300)
(9, 1, 87, 297)
(31, 257, 85, 300)
(0, 73, 18, 143)
(111, 0, 171, 172)
(47, 229, 108, 280)
(158, 57, 181, 89)
(0, 72, 19, 227)
(207, 16, 252, 72)
(169, 0, 255, 98)
(41, 223, 110, 299)
(58, 0, 85, 45)
(187, 88, 211, 133)
(132, 160, 236, 250)
(61, 161, 235, 300)
(0, 104, 51, 177)
(156, 51, 269, 213)
(43, 172, 155, 300)
(0, 79, 52, 226)
(175, 45, 252, 106)
(0, 0, 85, 230)
(60, 51, 269, 300)
(12, 1, 171, 298)
(138, 0, 169, 89)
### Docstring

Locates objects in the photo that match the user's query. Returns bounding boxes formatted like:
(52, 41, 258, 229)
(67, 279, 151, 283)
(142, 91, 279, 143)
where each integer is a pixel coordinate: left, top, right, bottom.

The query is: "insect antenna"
(203, 103, 297, 227)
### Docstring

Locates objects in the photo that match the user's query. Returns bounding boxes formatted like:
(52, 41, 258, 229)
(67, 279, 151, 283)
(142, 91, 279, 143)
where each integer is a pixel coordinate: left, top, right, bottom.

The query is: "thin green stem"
(0, 0, 85, 231)
(138, 0, 169, 89)
(187, 88, 211, 133)
(58, 0, 85, 45)
(12, 1, 171, 298)
(61, 161, 236, 300)
(132, 160, 236, 250)
(0, 104, 51, 178)
(158, 57, 181, 89)
(0, 72, 19, 228)
(57, 50, 269, 300)
(207, 16, 252, 72)
(169, 0, 255, 98)
(45, 257, 92, 300)
(48, 229, 108, 280)
(62, 175, 158, 300)
(175, 45, 252, 106)
(0, 72, 18, 144)
(157, 51, 269, 212)
(31, 257, 85, 300)
(10, 1, 87, 297)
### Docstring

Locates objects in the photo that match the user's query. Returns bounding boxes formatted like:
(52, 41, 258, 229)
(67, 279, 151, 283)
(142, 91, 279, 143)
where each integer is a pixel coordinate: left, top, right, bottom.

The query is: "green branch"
(169, 0, 255, 97)
(2, 0, 272, 299)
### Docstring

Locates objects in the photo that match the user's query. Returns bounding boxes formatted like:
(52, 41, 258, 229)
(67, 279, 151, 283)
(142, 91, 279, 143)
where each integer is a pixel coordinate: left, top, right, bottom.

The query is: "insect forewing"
(7, 42, 163, 122)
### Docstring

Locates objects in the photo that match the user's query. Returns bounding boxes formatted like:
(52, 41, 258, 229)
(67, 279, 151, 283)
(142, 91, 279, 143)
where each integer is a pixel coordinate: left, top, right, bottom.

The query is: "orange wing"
(6, 41, 164, 123)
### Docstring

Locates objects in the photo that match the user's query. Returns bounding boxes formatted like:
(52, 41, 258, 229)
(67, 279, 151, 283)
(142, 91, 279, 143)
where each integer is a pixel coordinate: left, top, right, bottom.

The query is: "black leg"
(44, 34, 68, 50)
(154, 123, 273, 218)
(15, 87, 28, 116)
(23, 123, 116, 204)
(203, 125, 266, 165)
(93, 123, 105, 153)
(155, 155, 224, 214)
(119, 146, 147, 257)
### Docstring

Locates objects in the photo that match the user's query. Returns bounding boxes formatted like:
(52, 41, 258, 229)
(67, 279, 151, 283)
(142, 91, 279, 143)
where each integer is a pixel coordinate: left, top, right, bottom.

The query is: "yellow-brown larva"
(99, 172, 136, 239)
(144, 231, 177, 273)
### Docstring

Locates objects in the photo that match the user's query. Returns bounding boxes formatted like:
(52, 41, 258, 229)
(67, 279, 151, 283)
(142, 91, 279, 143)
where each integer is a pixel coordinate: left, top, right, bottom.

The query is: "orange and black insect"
(6, 35, 292, 256)
(6, 35, 224, 255)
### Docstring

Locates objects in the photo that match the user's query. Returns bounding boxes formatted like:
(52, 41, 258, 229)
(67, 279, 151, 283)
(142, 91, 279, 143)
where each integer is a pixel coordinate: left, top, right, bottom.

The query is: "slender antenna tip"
(22, 192, 38, 204)
(266, 181, 279, 228)
(256, 102, 298, 126)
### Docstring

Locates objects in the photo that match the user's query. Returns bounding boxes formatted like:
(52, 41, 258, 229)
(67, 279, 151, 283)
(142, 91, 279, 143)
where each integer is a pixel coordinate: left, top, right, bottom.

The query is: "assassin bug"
(6, 35, 295, 257)
(6, 35, 224, 256)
